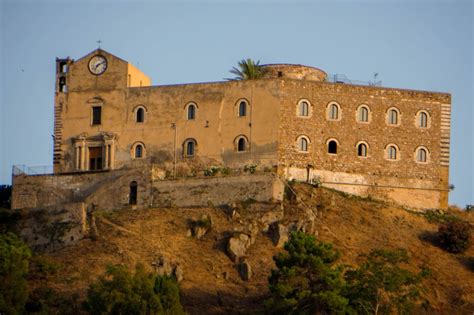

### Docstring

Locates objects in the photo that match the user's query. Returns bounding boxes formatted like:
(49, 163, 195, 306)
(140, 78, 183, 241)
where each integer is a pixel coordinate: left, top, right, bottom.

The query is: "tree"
(438, 220, 471, 253)
(0, 233, 32, 315)
(0, 185, 12, 209)
(266, 231, 352, 314)
(227, 58, 267, 80)
(84, 263, 185, 315)
(345, 249, 430, 315)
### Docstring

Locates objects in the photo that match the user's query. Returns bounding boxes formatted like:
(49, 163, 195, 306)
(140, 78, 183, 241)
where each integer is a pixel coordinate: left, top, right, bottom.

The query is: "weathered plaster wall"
(152, 174, 284, 208)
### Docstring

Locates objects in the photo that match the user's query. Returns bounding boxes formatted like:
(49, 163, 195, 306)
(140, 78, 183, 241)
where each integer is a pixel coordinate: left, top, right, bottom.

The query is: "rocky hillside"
(29, 184, 473, 314)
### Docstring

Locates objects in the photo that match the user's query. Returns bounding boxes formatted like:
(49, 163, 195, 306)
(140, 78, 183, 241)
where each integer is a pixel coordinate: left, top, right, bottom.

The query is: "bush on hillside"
(84, 263, 185, 315)
(266, 231, 351, 314)
(438, 220, 471, 253)
(266, 232, 431, 315)
(345, 249, 430, 315)
(0, 233, 32, 315)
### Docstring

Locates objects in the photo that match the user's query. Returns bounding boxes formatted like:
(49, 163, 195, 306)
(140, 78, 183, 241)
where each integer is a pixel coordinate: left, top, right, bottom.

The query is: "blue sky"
(0, 0, 472, 206)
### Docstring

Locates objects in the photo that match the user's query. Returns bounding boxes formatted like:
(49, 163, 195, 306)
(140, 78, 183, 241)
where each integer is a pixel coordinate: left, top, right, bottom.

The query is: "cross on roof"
(96, 40, 103, 48)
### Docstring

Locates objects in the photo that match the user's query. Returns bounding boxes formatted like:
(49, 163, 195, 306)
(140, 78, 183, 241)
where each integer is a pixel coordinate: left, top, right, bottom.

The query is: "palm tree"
(227, 58, 267, 80)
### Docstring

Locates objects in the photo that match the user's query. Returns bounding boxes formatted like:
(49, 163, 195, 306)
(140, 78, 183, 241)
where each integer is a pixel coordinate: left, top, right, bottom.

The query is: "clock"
(88, 55, 108, 75)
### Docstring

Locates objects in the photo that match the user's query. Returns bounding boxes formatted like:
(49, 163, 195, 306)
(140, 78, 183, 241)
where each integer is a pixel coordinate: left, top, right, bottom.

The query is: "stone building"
(12, 49, 451, 211)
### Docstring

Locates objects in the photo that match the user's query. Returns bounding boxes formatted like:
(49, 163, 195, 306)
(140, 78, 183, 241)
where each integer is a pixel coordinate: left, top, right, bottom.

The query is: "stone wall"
(13, 165, 283, 211)
(151, 174, 284, 208)
(278, 79, 451, 209)
(12, 165, 153, 211)
(18, 202, 87, 249)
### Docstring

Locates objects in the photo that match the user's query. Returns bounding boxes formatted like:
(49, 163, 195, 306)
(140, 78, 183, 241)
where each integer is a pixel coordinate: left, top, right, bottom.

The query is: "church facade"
(13, 49, 451, 210)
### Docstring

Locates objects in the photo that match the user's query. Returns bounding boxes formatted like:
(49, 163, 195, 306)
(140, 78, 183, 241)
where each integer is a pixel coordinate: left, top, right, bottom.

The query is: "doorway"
(89, 147, 103, 170)
(129, 181, 138, 205)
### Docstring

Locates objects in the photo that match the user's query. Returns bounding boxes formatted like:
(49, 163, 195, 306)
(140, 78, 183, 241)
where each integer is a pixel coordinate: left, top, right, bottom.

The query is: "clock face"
(88, 55, 108, 75)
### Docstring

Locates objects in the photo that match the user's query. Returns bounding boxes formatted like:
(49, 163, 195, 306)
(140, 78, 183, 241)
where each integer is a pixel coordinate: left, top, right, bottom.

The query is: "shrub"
(0, 185, 12, 209)
(438, 221, 471, 253)
(345, 249, 430, 315)
(0, 208, 21, 233)
(243, 164, 257, 174)
(424, 209, 460, 224)
(266, 231, 351, 314)
(220, 167, 232, 176)
(0, 233, 32, 315)
(203, 166, 220, 176)
(84, 264, 185, 315)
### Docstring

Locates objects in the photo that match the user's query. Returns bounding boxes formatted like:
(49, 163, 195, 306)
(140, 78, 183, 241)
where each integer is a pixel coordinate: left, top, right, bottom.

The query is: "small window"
(298, 137, 309, 152)
(136, 107, 145, 123)
(184, 139, 197, 157)
(299, 101, 309, 117)
(129, 181, 137, 205)
(328, 140, 338, 154)
(131, 142, 145, 159)
(417, 111, 429, 128)
(357, 106, 369, 122)
(387, 145, 398, 160)
(187, 104, 196, 120)
(92, 106, 102, 125)
(135, 145, 143, 158)
(357, 143, 368, 157)
(387, 108, 400, 125)
(416, 147, 428, 163)
(327, 102, 341, 120)
(239, 101, 247, 117)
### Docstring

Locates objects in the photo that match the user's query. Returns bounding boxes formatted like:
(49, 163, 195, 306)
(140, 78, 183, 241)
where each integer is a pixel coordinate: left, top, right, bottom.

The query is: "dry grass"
(34, 185, 473, 314)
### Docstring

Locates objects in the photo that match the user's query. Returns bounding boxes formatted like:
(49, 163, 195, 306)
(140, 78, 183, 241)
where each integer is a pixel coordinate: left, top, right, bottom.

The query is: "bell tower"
(53, 57, 73, 172)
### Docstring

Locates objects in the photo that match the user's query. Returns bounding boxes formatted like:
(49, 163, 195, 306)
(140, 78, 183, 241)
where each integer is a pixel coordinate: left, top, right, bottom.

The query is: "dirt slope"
(34, 185, 474, 314)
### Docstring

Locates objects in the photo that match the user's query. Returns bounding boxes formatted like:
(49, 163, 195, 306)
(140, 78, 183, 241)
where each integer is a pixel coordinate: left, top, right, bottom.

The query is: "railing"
(327, 73, 382, 87)
(13, 165, 54, 176)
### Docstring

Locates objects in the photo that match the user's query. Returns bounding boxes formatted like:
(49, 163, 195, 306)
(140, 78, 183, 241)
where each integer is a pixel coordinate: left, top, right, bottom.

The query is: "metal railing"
(327, 74, 382, 87)
(12, 165, 54, 176)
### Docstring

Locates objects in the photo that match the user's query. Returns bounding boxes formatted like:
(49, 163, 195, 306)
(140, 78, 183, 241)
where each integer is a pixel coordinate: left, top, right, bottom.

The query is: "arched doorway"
(129, 181, 138, 205)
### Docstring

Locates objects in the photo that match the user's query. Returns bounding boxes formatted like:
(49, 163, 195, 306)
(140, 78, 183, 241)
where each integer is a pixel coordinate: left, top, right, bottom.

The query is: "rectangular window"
(92, 106, 102, 125)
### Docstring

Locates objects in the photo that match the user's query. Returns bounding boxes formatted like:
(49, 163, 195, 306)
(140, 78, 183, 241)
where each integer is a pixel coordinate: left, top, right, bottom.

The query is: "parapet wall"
(284, 166, 448, 209)
(12, 165, 284, 212)
(152, 175, 284, 208)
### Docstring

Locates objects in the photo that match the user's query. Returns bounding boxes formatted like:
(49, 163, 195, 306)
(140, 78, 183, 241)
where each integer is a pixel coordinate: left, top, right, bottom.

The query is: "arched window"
(135, 107, 145, 123)
(417, 111, 429, 128)
(131, 142, 146, 159)
(299, 101, 309, 117)
(416, 147, 428, 163)
(357, 143, 368, 157)
(184, 139, 197, 157)
(297, 136, 310, 152)
(387, 145, 398, 160)
(357, 105, 369, 122)
(327, 102, 341, 120)
(387, 108, 400, 125)
(187, 104, 196, 120)
(328, 140, 338, 154)
(135, 144, 143, 158)
(235, 135, 249, 152)
(239, 101, 247, 117)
